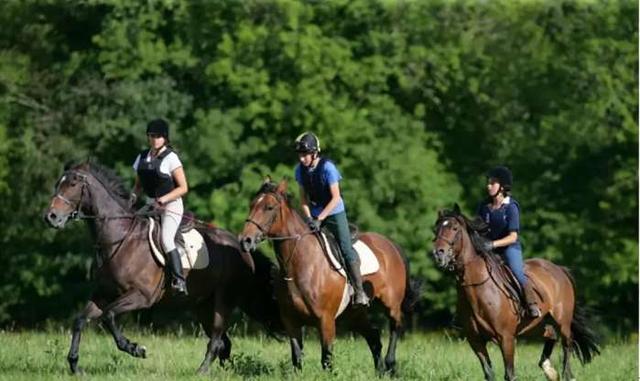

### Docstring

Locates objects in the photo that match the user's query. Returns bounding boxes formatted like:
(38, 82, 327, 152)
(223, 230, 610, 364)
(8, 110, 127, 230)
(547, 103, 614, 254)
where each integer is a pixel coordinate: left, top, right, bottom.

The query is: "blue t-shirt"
(476, 197, 521, 243)
(295, 160, 345, 218)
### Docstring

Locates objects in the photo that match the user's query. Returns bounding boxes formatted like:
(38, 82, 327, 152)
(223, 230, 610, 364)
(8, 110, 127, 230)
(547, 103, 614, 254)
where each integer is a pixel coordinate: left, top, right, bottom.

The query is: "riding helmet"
(294, 132, 321, 153)
(146, 119, 169, 139)
(487, 166, 513, 190)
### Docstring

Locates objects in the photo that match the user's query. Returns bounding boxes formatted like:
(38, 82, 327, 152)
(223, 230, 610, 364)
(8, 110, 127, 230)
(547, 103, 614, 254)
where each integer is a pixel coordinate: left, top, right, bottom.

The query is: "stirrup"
(353, 291, 370, 306)
(528, 304, 541, 317)
(171, 279, 188, 296)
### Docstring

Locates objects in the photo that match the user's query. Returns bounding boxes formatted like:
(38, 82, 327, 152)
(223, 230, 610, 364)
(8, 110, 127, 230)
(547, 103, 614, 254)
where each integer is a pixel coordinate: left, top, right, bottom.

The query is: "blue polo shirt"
(295, 160, 345, 218)
(476, 197, 521, 242)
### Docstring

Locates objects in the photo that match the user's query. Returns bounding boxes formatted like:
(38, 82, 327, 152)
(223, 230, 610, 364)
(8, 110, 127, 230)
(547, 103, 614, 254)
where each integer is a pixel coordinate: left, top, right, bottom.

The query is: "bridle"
(245, 191, 314, 242)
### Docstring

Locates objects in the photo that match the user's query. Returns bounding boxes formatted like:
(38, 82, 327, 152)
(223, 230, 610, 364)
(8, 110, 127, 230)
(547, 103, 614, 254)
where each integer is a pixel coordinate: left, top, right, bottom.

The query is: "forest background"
(0, 0, 636, 338)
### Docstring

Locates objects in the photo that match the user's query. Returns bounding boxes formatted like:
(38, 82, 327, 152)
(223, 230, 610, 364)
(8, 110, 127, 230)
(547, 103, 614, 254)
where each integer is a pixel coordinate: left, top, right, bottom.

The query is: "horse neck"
(456, 229, 490, 287)
(272, 204, 323, 277)
(83, 176, 135, 254)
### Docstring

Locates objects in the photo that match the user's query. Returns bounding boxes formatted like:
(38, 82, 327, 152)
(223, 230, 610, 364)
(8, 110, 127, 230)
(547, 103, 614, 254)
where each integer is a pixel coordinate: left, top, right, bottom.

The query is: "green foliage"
(0, 0, 636, 333)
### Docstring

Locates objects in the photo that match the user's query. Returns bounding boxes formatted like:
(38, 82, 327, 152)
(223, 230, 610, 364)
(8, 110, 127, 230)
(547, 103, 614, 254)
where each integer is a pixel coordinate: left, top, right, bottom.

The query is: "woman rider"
(294, 132, 369, 306)
(477, 166, 540, 317)
(132, 119, 189, 296)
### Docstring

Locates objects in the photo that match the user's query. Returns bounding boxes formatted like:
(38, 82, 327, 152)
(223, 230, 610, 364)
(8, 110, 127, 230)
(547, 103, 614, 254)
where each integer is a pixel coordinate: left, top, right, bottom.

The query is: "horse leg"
(219, 332, 232, 366)
(319, 315, 336, 370)
(288, 326, 304, 370)
(498, 334, 516, 381)
(384, 306, 403, 375)
(539, 325, 559, 381)
(67, 300, 103, 374)
(197, 292, 232, 374)
(559, 325, 575, 381)
(101, 289, 153, 358)
(468, 335, 494, 381)
(350, 310, 383, 374)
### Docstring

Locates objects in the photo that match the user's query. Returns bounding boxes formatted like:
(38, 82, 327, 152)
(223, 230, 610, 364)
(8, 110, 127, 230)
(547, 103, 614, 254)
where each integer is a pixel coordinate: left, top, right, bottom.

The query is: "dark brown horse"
(239, 179, 419, 374)
(44, 162, 282, 374)
(431, 205, 599, 381)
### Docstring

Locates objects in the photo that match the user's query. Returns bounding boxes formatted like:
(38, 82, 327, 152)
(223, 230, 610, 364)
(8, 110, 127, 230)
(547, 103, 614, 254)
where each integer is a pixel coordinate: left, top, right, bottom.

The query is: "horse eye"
(266, 204, 275, 211)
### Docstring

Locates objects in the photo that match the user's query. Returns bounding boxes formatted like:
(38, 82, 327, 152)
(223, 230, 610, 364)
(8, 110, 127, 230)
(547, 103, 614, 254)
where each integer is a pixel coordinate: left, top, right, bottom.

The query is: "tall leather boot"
(167, 249, 188, 296)
(523, 282, 540, 317)
(346, 258, 369, 306)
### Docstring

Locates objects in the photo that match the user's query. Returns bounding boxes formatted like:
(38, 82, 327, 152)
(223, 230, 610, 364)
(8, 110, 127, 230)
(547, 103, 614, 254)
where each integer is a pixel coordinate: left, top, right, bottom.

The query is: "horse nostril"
(48, 212, 57, 221)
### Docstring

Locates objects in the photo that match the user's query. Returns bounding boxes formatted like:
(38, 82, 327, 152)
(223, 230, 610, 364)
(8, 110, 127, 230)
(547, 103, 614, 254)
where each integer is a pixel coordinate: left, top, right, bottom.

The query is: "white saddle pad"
(148, 217, 210, 270)
(319, 233, 379, 317)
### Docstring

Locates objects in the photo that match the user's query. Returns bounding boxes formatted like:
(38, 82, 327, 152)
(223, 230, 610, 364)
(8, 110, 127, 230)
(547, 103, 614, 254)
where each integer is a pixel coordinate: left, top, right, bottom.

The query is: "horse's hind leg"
(68, 300, 103, 374)
(350, 310, 383, 374)
(539, 325, 559, 381)
(468, 335, 494, 381)
(384, 305, 402, 375)
(219, 333, 232, 366)
(559, 325, 575, 381)
(197, 293, 232, 374)
(101, 289, 153, 359)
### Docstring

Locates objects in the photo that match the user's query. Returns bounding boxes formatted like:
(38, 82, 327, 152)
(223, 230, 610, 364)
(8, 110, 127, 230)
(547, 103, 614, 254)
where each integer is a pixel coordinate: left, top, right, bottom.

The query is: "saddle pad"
(148, 217, 210, 270)
(320, 233, 380, 277)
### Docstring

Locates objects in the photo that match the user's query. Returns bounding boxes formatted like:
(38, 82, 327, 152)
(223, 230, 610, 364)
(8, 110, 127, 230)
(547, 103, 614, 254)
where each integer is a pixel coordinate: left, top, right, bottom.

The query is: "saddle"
(485, 253, 540, 318)
(147, 211, 210, 270)
(314, 227, 379, 317)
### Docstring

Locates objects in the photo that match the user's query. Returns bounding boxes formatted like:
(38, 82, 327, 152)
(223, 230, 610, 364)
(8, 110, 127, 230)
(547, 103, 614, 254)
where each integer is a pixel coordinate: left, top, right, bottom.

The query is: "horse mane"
(437, 208, 491, 256)
(69, 160, 132, 210)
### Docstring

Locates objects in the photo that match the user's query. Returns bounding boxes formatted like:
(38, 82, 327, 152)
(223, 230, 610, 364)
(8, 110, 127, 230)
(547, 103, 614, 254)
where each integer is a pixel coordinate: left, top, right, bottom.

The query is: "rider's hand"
(481, 239, 494, 253)
(128, 192, 137, 208)
(306, 218, 321, 232)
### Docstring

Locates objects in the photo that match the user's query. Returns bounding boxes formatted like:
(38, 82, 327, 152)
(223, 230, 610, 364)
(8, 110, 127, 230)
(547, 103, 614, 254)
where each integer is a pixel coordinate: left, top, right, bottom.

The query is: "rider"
(476, 166, 541, 318)
(132, 119, 189, 296)
(294, 132, 369, 306)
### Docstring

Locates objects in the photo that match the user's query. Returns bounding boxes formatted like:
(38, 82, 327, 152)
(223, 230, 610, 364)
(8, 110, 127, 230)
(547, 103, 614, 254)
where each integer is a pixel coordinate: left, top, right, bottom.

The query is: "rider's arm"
(158, 167, 188, 204)
(299, 185, 312, 219)
(316, 182, 341, 222)
(492, 231, 518, 248)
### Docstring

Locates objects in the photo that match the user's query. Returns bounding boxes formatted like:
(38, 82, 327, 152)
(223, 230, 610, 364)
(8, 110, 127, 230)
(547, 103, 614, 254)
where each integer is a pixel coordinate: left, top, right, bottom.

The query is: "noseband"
(53, 170, 89, 220)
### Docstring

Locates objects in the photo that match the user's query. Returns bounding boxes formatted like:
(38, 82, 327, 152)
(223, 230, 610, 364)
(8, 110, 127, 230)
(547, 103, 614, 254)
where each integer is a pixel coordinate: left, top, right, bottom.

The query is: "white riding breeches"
(161, 198, 183, 252)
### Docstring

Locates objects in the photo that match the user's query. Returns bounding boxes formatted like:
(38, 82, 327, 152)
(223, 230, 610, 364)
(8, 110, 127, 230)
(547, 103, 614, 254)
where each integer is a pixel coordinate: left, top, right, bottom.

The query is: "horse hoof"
(138, 345, 147, 358)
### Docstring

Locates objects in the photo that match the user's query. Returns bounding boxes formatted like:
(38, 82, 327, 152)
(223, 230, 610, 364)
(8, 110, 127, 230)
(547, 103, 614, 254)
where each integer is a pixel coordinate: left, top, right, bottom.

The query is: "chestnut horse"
(239, 180, 420, 374)
(44, 162, 282, 374)
(431, 206, 599, 381)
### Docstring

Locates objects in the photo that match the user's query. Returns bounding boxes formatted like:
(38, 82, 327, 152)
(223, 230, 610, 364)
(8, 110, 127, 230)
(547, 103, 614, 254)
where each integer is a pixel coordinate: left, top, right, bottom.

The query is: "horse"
(239, 179, 420, 374)
(43, 161, 282, 374)
(431, 205, 600, 381)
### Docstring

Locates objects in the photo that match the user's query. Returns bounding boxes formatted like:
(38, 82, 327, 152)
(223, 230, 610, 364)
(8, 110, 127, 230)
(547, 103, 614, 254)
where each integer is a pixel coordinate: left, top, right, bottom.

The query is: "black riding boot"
(346, 258, 369, 306)
(167, 249, 188, 296)
(523, 282, 540, 317)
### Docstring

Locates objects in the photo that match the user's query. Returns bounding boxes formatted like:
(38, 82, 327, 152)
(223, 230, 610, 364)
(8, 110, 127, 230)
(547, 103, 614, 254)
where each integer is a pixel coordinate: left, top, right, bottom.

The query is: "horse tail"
(239, 249, 285, 337)
(562, 267, 601, 364)
(396, 244, 422, 320)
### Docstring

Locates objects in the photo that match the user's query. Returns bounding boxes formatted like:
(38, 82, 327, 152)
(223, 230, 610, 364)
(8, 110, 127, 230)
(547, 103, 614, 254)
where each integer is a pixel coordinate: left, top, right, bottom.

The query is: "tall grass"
(0, 329, 635, 380)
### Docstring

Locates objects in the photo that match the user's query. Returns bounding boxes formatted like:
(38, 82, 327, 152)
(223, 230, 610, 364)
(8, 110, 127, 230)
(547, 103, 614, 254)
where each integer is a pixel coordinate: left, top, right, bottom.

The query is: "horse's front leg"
(319, 315, 336, 370)
(101, 289, 153, 358)
(68, 300, 104, 374)
(468, 335, 495, 381)
(499, 334, 516, 381)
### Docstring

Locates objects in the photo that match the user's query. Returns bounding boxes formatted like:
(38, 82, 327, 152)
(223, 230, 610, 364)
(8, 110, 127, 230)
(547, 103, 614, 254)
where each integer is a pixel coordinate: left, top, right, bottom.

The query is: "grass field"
(0, 329, 635, 380)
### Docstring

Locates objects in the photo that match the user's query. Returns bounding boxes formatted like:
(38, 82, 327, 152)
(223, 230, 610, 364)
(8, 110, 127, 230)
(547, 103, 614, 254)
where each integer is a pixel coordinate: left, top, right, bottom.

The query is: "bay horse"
(431, 205, 599, 381)
(43, 161, 282, 374)
(239, 179, 420, 374)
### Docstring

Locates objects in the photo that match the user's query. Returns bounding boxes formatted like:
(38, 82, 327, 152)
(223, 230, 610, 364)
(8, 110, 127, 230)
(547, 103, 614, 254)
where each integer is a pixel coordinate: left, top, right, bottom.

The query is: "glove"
(480, 239, 494, 253)
(306, 218, 321, 232)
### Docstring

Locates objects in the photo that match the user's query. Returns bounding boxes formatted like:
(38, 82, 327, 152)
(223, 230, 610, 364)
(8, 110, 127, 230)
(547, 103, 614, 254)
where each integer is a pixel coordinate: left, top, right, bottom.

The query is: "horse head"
(240, 178, 290, 252)
(431, 204, 469, 272)
(44, 163, 94, 228)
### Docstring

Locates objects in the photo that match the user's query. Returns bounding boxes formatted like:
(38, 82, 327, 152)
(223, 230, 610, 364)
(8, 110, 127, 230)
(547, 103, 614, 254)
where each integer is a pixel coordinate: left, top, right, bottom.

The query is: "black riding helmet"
(294, 132, 321, 154)
(146, 119, 169, 139)
(487, 166, 513, 191)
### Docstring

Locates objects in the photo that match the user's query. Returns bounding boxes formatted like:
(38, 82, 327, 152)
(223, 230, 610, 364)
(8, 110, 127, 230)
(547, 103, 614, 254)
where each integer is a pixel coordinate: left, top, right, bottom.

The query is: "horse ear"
(263, 175, 272, 184)
(276, 178, 288, 194)
(453, 203, 461, 214)
(437, 209, 444, 218)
